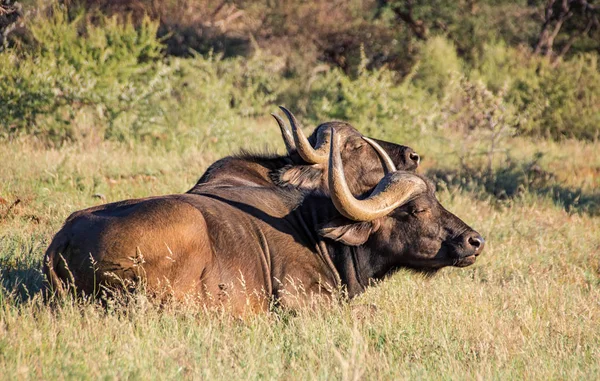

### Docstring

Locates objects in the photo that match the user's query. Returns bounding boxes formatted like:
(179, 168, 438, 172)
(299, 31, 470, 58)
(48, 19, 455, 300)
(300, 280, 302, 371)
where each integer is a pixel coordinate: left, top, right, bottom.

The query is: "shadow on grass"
(0, 262, 44, 303)
(427, 160, 600, 216)
(0, 232, 47, 302)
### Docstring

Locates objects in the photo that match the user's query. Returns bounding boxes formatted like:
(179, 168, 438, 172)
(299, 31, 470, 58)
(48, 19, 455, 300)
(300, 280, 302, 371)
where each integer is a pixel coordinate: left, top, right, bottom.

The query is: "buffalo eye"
(394, 210, 410, 218)
(348, 142, 365, 151)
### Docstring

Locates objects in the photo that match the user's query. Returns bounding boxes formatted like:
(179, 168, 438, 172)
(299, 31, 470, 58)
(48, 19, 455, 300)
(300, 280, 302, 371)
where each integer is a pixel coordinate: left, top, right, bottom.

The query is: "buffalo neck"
(326, 242, 399, 298)
(294, 195, 396, 298)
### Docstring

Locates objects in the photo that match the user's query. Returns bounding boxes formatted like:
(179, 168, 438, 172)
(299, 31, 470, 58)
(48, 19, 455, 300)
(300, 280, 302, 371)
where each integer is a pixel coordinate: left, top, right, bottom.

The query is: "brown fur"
(44, 175, 484, 312)
(43, 122, 479, 313)
(43, 189, 336, 312)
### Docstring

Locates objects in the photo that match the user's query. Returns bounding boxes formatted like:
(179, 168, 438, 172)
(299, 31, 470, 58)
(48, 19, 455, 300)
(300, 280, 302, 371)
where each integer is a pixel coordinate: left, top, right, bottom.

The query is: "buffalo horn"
(271, 113, 296, 154)
(279, 106, 329, 164)
(328, 129, 427, 221)
(362, 136, 397, 174)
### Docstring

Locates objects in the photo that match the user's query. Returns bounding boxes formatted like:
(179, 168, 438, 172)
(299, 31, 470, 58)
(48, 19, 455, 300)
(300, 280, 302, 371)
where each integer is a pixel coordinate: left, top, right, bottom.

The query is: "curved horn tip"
(271, 113, 296, 153)
(270, 113, 281, 124)
(279, 107, 301, 129)
(278, 106, 298, 129)
(328, 133, 426, 221)
(280, 106, 328, 164)
(278, 105, 292, 114)
(271, 113, 288, 127)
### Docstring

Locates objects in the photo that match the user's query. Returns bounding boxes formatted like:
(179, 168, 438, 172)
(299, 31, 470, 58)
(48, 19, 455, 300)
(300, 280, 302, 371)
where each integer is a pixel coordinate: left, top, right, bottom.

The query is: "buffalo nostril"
(468, 236, 484, 250)
(409, 152, 420, 165)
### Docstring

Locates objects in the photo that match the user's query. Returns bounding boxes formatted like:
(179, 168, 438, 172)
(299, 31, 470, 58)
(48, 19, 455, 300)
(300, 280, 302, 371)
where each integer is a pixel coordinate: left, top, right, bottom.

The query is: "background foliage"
(1, 0, 599, 143)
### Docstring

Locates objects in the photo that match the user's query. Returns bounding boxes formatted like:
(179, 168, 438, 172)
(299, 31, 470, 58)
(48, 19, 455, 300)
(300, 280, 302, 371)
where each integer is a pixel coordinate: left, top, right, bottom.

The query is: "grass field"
(1, 116, 599, 379)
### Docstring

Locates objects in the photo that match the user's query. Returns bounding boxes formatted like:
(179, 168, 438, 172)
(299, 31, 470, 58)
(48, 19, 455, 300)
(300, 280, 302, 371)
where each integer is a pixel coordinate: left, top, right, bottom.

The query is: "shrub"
(0, 5, 172, 142)
(154, 51, 289, 149)
(412, 36, 463, 99)
(473, 43, 600, 140)
(2, 3, 599, 144)
(441, 75, 520, 174)
(0, 3, 292, 145)
(305, 48, 438, 140)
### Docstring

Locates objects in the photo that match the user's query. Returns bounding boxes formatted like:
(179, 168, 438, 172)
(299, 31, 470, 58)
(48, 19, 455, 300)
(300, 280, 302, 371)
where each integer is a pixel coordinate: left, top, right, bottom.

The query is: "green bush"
(207, 52, 286, 118)
(1, 3, 599, 144)
(474, 44, 600, 140)
(153, 51, 289, 149)
(440, 75, 520, 175)
(0, 5, 173, 142)
(0, 4, 292, 145)
(305, 49, 438, 140)
(412, 36, 463, 99)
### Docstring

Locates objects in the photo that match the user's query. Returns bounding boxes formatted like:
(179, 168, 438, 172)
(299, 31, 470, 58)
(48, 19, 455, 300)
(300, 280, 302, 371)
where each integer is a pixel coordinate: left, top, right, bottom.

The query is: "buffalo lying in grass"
(44, 126, 483, 313)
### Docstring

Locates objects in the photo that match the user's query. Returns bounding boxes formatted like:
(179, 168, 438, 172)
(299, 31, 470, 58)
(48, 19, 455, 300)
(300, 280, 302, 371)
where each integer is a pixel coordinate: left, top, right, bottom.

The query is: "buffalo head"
(318, 129, 484, 273)
(271, 107, 420, 194)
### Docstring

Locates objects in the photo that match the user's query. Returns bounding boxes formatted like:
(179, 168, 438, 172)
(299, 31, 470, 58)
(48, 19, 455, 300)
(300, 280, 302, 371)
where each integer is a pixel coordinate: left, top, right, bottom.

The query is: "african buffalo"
(44, 128, 484, 313)
(189, 107, 420, 195)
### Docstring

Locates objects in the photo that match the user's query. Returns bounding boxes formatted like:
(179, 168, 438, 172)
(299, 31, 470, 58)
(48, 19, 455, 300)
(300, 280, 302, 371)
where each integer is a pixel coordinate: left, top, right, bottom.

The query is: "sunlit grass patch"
(1, 120, 599, 378)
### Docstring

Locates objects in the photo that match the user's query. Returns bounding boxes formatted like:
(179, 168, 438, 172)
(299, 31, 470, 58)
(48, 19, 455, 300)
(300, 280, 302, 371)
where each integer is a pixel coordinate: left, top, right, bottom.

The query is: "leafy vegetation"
(1, 1, 599, 142)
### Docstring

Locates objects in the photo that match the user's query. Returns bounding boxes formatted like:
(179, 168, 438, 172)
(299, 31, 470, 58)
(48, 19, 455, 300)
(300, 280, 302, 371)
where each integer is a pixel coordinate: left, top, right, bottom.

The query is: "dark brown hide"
(44, 188, 339, 311)
(44, 174, 483, 312)
(315, 178, 485, 296)
(42, 120, 482, 313)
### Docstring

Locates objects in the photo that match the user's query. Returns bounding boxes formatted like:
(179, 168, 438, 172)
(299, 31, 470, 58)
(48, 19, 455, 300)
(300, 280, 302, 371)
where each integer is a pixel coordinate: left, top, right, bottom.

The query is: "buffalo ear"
(318, 218, 380, 246)
(271, 165, 323, 190)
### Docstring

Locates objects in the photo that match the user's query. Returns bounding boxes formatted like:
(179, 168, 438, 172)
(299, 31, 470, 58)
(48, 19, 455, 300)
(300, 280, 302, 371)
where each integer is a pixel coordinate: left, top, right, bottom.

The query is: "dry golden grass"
(1, 120, 599, 379)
